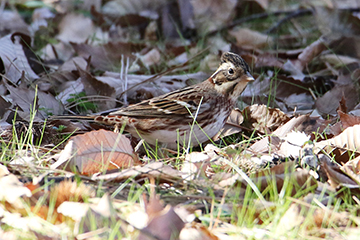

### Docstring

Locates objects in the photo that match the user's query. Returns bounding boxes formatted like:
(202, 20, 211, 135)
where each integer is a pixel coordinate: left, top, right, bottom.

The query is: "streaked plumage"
(55, 52, 254, 149)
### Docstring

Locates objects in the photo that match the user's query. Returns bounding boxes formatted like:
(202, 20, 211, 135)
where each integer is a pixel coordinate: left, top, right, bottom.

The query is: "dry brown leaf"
(229, 27, 273, 49)
(71, 42, 145, 71)
(6, 84, 64, 118)
(316, 85, 359, 116)
(315, 7, 360, 37)
(342, 155, 360, 176)
(55, 78, 84, 105)
(242, 104, 290, 133)
(0, 96, 11, 119)
(321, 162, 357, 188)
(54, 129, 140, 175)
(0, 33, 38, 83)
(191, 0, 237, 34)
(338, 110, 360, 130)
(76, 63, 116, 111)
(338, 95, 347, 113)
(320, 54, 360, 66)
(139, 194, 185, 240)
(36, 70, 79, 92)
(252, 52, 284, 69)
(240, 74, 314, 111)
(292, 38, 327, 71)
(0, 10, 29, 34)
(139, 48, 161, 68)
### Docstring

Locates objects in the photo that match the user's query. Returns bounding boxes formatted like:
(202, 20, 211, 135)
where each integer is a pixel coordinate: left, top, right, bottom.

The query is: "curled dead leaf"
(242, 104, 290, 133)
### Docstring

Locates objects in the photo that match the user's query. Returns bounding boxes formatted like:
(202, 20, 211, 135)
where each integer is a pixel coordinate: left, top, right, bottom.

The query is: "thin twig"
(265, 9, 313, 34)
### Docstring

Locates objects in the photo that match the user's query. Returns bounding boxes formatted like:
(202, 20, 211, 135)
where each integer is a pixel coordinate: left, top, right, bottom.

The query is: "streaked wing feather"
(109, 86, 211, 118)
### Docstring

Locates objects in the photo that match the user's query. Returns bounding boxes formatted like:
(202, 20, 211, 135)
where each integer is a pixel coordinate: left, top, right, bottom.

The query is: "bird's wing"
(109, 86, 211, 118)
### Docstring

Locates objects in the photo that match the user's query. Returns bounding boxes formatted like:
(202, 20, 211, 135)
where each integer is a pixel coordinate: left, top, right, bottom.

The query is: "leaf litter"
(1, 1, 360, 239)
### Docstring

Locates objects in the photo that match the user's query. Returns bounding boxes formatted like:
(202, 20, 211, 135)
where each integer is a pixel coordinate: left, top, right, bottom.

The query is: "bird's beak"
(245, 72, 255, 82)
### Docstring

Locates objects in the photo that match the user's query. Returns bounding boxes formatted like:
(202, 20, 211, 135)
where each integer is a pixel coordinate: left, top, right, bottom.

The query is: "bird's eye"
(228, 68, 234, 75)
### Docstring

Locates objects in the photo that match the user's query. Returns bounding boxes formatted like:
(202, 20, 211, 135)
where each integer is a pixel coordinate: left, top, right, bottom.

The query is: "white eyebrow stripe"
(211, 62, 235, 81)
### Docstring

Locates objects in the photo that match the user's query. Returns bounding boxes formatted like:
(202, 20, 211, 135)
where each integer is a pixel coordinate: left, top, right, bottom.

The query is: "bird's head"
(210, 52, 254, 98)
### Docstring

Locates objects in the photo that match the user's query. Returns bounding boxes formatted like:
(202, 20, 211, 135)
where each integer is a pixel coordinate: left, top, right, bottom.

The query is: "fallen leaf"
(0, 33, 38, 83)
(54, 129, 140, 175)
(229, 27, 273, 49)
(0, 174, 32, 209)
(242, 104, 290, 133)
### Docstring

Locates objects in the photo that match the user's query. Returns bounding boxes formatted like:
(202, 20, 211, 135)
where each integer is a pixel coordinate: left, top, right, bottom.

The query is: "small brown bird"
(55, 52, 254, 149)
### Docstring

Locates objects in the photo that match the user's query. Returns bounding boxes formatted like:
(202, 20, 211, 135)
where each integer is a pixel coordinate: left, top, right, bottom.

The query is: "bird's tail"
(49, 115, 96, 121)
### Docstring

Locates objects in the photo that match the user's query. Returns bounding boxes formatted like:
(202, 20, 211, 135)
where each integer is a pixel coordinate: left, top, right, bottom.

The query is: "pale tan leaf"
(320, 54, 360, 66)
(276, 204, 304, 235)
(250, 115, 326, 153)
(0, 164, 9, 177)
(191, 0, 237, 34)
(36, 70, 79, 92)
(102, 0, 166, 16)
(139, 48, 161, 68)
(242, 104, 290, 133)
(229, 27, 273, 49)
(181, 152, 211, 180)
(0, 174, 32, 209)
(58, 194, 115, 233)
(315, 124, 360, 155)
(56, 13, 101, 43)
(180, 222, 220, 240)
(228, 163, 317, 196)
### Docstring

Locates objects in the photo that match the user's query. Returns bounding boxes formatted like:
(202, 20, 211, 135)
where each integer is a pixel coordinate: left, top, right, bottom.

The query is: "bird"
(53, 52, 254, 149)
